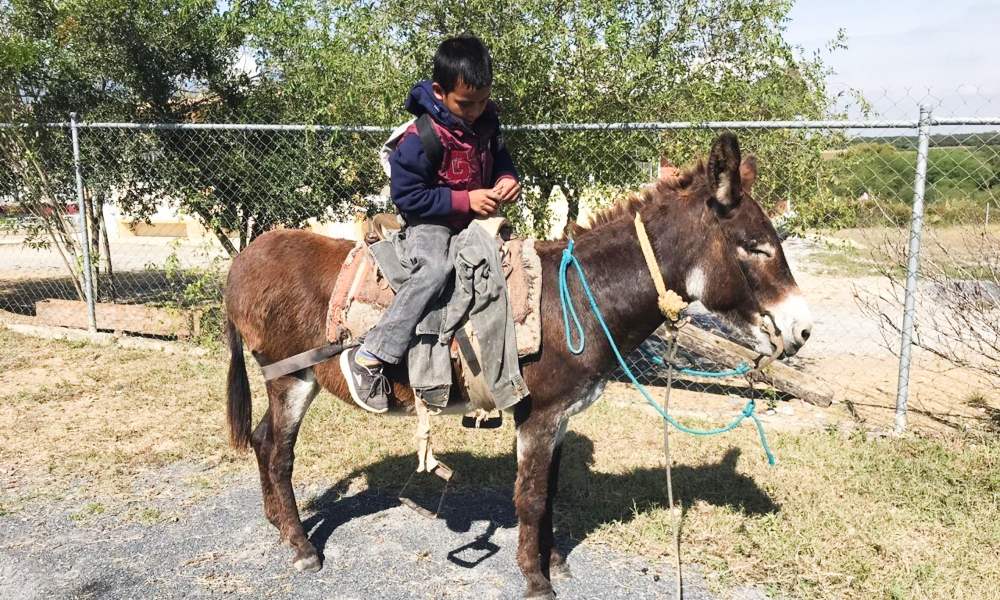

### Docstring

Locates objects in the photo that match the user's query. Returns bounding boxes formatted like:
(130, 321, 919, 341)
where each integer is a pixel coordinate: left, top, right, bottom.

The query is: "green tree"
(252, 0, 846, 235)
(2, 0, 378, 261)
(3, 0, 846, 251)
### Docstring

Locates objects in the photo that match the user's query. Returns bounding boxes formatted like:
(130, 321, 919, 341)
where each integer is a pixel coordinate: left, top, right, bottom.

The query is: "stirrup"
(399, 395, 453, 519)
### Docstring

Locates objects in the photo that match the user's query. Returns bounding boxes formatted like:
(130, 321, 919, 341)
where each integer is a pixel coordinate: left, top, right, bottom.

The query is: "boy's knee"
(412, 260, 452, 288)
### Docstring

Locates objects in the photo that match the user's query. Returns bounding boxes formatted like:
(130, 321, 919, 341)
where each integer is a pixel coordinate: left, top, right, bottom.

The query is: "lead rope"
(634, 212, 688, 322)
(638, 202, 690, 592)
(662, 331, 683, 599)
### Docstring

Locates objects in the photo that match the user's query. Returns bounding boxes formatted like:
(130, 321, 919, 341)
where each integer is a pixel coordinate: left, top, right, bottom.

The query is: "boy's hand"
(493, 177, 520, 203)
(469, 189, 501, 216)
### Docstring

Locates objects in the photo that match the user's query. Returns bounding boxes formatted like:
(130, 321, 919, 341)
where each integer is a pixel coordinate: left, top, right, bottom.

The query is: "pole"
(895, 105, 932, 432)
(71, 112, 97, 332)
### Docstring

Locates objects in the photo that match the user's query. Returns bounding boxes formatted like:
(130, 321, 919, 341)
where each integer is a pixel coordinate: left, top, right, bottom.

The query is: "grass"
(1, 328, 999, 599)
(801, 226, 1000, 283)
(70, 501, 106, 521)
(805, 243, 888, 278)
(0, 328, 238, 497)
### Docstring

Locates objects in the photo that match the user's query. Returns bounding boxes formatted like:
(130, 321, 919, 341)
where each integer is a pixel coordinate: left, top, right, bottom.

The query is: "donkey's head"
(654, 133, 812, 357)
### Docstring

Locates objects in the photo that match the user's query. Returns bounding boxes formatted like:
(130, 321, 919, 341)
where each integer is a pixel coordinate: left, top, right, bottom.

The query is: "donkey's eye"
(746, 243, 774, 259)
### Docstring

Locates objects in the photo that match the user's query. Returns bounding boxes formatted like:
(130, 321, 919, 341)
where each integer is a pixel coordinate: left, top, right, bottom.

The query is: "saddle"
(326, 215, 543, 404)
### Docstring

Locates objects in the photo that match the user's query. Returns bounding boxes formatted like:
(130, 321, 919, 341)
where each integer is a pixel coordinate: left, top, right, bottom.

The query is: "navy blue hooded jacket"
(388, 80, 519, 229)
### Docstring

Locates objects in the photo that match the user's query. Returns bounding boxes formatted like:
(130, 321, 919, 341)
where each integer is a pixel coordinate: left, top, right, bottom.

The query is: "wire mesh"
(2, 90, 998, 435)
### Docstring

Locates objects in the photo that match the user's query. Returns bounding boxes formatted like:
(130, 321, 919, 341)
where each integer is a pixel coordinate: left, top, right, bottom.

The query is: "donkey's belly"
(382, 399, 479, 417)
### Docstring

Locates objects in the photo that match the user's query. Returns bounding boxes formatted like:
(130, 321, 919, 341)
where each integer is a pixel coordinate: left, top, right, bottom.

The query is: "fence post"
(70, 112, 97, 332)
(895, 104, 932, 433)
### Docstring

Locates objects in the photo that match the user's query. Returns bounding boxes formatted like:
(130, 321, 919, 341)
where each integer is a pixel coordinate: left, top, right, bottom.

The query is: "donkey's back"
(226, 229, 355, 358)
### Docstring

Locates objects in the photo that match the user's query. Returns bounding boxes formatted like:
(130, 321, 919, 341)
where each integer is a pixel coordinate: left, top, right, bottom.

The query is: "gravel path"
(0, 467, 741, 600)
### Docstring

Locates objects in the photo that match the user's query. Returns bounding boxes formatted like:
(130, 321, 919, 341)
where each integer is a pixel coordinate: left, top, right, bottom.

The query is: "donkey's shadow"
(302, 431, 778, 567)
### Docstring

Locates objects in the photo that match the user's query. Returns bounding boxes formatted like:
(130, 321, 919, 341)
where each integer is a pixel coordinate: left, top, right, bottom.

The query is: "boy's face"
(432, 78, 491, 126)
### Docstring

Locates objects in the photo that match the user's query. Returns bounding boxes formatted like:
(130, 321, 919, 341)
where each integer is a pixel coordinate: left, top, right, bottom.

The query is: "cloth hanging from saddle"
(326, 218, 541, 410)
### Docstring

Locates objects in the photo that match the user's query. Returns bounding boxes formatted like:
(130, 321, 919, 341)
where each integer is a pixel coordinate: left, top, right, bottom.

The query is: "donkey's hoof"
(549, 562, 573, 580)
(525, 594, 556, 600)
(293, 554, 322, 573)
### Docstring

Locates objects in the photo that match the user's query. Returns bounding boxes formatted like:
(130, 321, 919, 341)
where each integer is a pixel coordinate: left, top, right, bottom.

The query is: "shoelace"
(366, 368, 392, 402)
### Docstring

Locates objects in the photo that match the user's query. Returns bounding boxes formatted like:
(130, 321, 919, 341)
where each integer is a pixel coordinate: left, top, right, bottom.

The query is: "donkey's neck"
(560, 209, 690, 361)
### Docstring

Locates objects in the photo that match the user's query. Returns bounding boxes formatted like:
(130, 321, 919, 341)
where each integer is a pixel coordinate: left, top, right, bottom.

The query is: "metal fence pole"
(70, 112, 97, 332)
(895, 105, 932, 433)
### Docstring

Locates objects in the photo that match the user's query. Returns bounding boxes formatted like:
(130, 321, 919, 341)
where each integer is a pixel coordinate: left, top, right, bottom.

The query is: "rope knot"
(657, 289, 688, 321)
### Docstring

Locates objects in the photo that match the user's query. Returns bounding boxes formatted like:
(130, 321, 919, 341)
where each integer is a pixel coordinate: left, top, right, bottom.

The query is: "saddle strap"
(258, 342, 354, 381)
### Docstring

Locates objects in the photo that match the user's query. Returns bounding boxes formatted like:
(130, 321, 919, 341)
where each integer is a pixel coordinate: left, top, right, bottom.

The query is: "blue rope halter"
(558, 239, 775, 466)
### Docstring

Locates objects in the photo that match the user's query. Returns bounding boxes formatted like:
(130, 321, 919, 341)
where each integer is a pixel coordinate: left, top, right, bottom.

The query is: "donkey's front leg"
(542, 417, 572, 581)
(515, 405, 564, 600)
(266, 370, 321, 572)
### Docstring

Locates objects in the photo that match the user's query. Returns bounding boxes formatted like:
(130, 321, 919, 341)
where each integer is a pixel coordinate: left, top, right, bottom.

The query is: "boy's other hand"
(470, 189, 501, 216)
(493, 177, 520, 203)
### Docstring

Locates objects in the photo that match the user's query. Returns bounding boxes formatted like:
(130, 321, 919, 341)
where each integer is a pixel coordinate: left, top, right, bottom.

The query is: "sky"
(784, 0, 1000, 123)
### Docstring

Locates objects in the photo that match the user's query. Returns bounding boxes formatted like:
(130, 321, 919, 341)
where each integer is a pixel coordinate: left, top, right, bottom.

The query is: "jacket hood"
(405, 80, 461, 128)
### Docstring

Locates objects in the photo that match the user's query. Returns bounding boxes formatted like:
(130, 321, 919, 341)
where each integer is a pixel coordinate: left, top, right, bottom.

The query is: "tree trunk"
(214, 225, 239, 257)
(239, 208, 249, 252)
(14, 137, 86, 300)
(563, 182, 580, 238)
(533, 182, 557, 239)
(98, 194, 116, 303)
(191, 207, 239, 256)
(85, 188, 100, 299)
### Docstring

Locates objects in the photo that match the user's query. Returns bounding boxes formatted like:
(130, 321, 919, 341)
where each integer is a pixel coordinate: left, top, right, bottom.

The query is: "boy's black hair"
(432, 35, 493, 93)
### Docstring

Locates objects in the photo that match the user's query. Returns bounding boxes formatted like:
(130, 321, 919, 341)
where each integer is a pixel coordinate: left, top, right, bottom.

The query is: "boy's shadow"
(301, 431, 778, 568)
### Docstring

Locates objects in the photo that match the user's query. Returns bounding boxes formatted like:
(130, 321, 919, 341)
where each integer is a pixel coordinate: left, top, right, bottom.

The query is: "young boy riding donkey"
(341, 35, 522, 413)
(225, 32, 815, 600)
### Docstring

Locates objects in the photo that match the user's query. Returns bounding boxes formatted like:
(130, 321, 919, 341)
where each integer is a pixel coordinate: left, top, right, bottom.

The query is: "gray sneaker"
(340, 347, 390, 413)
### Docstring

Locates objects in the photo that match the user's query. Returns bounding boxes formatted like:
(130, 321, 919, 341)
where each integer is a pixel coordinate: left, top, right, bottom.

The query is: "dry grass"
(2, 328, 999, 599)
(0, 328, 241, 500)
(563, 401, 1000, 599)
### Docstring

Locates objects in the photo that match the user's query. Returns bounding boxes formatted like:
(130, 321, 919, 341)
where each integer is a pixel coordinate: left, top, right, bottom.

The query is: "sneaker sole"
(340, 350, 389, 414)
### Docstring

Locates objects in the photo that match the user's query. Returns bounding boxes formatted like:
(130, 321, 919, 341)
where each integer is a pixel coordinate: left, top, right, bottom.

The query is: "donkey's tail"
(226, 319, 253, 452)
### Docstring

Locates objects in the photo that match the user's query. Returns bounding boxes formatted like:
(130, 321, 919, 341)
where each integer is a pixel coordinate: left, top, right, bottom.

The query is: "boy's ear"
(431, 82, 446, 102)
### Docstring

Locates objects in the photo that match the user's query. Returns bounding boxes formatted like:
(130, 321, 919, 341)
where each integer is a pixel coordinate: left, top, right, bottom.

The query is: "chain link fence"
(3, 93, 999, 435)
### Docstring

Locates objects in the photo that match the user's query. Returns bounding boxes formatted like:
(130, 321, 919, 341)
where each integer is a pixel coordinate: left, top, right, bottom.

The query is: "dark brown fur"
(224, 133, 807, 598)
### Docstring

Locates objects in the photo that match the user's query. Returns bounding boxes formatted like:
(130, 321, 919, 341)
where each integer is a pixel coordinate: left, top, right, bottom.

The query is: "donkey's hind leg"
(250, 406, 283, 536)
(265, 369, 322, 572)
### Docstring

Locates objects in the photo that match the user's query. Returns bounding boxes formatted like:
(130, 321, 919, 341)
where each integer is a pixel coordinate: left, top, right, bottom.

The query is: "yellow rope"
(634, 212, 688, 322)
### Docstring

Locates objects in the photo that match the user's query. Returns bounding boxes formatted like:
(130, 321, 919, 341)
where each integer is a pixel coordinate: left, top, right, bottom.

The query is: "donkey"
(224, 133, 813, 600)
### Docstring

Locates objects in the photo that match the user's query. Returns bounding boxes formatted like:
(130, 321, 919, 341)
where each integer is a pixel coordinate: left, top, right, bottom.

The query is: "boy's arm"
(389, 134, 470, 220)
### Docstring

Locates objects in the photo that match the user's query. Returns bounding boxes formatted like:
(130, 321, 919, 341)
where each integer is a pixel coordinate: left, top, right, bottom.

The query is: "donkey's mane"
(567, 160, 708, 238)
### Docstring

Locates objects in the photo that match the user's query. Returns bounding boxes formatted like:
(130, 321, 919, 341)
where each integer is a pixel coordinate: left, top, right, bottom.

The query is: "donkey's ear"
(740, 155, 758, 194)
(707, 132, 742, 210)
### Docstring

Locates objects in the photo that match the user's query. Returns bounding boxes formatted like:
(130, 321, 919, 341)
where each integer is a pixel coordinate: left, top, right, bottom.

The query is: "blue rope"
(638, 347, 752, 378)
(559, 241, 588, 356)
(558, 241, 775, 466)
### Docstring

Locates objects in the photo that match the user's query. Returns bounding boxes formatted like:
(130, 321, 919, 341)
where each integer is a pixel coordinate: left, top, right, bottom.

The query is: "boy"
(341, 34, 521, 413)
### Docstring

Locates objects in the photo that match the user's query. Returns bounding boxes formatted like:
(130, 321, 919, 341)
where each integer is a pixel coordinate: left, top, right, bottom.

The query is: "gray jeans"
(361, 222, 454, 364)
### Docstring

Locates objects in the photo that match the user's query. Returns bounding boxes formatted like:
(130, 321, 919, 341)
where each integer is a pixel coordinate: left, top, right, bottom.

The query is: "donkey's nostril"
(801, 328, 811, 341)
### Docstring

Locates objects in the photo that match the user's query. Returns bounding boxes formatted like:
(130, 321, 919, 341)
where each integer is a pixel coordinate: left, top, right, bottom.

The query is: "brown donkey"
(225, 133, 813, 599)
